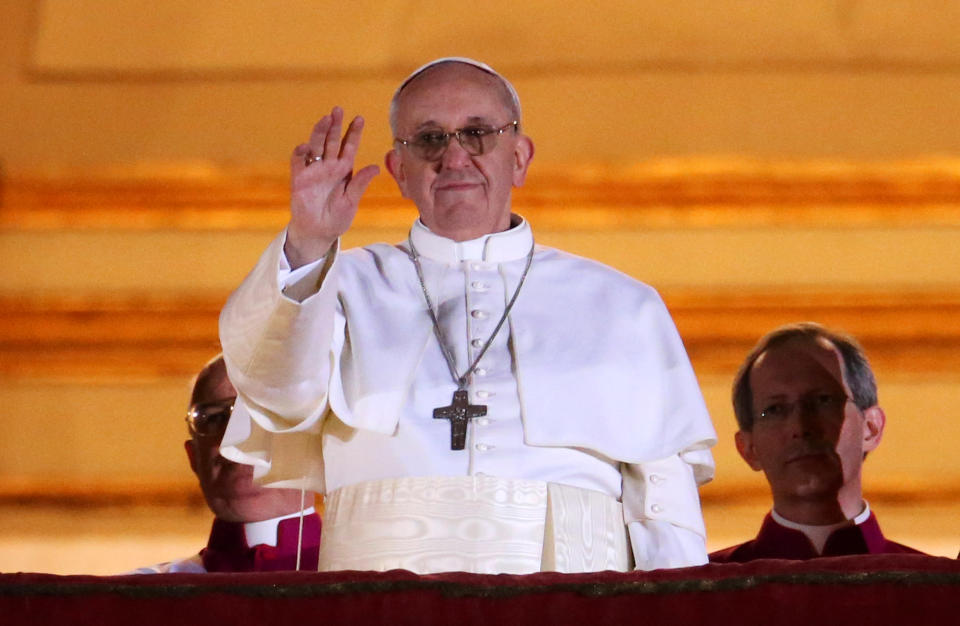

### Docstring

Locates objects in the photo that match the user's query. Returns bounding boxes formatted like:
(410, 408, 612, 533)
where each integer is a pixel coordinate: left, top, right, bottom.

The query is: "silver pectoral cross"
(433, 389, 487, 450)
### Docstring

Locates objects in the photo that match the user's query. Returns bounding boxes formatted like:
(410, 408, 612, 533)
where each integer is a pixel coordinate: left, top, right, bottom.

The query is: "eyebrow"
(755, 392, 788, 404)
(412, 116, 498, 132)
(756, 386, 838, 402)
(191, 398, 235, 410)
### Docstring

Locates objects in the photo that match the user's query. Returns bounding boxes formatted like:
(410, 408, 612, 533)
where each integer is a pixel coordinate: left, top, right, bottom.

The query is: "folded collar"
(202, 509, 321, 573)
(408, 215, 533, 264)
(243, 507, 316, 548)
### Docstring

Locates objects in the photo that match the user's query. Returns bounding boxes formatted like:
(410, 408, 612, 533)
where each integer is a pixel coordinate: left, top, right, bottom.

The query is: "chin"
(788, 476, 843, 501)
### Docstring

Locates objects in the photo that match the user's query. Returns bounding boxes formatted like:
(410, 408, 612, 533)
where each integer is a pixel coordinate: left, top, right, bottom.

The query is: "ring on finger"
(304, 152, 323, 166)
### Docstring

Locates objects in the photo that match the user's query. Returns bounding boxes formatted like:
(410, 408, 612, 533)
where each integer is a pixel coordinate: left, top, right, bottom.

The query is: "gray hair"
(388, 57, 522, 136)
(732, 322, 878, 431)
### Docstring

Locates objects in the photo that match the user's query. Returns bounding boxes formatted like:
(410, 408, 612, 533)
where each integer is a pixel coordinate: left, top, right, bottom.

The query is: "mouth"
(436, 182, 481, 192)
(785, 447, 834, 464)
(434, 176, 483, 191)
(787, 452, 828, 463)
(217, 465, 257, 490)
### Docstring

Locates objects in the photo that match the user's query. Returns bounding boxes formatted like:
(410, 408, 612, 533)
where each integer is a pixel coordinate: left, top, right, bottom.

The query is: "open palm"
(285, 106, 380, 268)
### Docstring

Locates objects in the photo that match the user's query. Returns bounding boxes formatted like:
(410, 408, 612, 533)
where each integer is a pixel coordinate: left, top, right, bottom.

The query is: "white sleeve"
(218, 230, 340, 433)
(621, 452, 710, 570)
(627, 521, 707, 570)
(278, 235, 337, 303)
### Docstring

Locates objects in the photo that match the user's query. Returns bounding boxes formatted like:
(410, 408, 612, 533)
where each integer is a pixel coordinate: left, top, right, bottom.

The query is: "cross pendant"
(433, 389, 487, 450)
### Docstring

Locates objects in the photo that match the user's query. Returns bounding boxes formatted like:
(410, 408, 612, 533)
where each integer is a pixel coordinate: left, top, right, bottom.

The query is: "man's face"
(186, 362, 305, 523)
(735, 338, 884, 510)
(385, 63, 534, 242)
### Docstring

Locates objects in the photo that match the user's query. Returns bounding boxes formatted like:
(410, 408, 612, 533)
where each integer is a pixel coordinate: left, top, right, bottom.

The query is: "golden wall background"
(1, 0, 958, 568)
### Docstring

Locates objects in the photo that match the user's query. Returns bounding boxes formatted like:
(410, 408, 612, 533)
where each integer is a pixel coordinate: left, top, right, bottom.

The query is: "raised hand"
(285, 106, 380, 268)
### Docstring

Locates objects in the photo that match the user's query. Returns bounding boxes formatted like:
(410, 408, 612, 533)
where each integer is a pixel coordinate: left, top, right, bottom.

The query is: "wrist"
(284, 233, 335, 270)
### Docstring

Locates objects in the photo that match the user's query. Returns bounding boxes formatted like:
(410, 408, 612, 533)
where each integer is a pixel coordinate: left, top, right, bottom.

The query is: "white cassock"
(219, 216, 717, 574)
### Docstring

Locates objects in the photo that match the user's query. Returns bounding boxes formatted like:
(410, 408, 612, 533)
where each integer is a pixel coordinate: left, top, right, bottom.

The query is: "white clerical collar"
(243, 507, 315, 548)
(408, 215, 533, 263)
(771, 501, 871, 554)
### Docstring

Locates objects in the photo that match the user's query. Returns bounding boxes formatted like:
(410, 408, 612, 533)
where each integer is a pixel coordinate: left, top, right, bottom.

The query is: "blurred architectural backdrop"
(1, 1, 958, 572)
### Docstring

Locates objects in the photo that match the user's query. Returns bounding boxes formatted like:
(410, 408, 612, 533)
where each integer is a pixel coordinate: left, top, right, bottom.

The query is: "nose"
(438, 135, 473, 169)
(791, 406, 826, 439)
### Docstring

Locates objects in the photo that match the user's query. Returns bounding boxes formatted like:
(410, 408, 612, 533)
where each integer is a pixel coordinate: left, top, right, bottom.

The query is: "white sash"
(317, 475, 631, 574)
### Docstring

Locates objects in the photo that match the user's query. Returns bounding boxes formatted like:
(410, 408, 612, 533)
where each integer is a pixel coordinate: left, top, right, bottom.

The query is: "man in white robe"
(220, 57, 716, 574)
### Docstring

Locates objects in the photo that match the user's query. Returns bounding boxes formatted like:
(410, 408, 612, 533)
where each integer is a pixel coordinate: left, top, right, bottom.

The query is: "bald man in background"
(135, 356, 320, 573)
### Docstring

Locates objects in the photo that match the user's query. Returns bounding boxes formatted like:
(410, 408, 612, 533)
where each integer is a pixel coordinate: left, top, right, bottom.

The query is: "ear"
(384, 149, 408, 197)
(511, 135, 535, 187)
(184, 440, 199, 475)
(735, 430, 763, 471)
(861, 405, 885, 454)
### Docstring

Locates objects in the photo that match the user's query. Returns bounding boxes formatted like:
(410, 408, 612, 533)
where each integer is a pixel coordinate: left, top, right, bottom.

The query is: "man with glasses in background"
(710, 323, 923, 562)
(135, 355, 320, 573)
(218, 57, 716, 574)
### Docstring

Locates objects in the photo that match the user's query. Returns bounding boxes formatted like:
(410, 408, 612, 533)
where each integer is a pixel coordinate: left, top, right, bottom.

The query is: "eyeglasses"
(757, 393, 850, 422)
(395, 120, 518, 161)
(185, 399, 234, 438)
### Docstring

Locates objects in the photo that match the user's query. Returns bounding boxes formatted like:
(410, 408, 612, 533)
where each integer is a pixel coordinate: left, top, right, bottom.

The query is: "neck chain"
(407, 234, 534, 391)
(407, 233, 534, 450)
